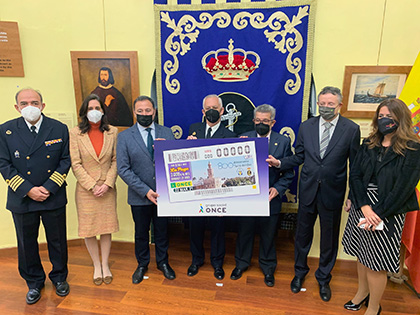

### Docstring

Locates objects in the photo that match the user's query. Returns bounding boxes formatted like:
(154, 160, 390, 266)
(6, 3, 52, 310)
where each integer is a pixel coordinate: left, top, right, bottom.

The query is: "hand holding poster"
(154, 138, 269, 216)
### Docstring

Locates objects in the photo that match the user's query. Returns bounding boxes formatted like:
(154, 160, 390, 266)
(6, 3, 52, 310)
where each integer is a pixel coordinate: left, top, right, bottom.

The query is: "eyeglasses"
(253, 118, 272, 124)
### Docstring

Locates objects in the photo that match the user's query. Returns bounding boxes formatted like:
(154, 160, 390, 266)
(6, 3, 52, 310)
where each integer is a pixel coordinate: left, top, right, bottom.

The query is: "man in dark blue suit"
(279, 86, 360, 301)
(117, 95, 176, 284)
(186, 94, 236, 280)
(230, 104, 294, 287)
(0, 88, 71, 304)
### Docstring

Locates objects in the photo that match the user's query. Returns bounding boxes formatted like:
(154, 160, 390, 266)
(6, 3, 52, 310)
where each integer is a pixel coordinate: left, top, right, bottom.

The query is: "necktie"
(146, 127, 154, 160)
(30, 125, 37, 137)
(206, 127, 212, 139)
(320, 122, 332, 159)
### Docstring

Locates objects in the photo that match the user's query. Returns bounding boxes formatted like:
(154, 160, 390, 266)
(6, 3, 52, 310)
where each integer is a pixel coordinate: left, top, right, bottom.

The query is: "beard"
(100, 79, 109, 86)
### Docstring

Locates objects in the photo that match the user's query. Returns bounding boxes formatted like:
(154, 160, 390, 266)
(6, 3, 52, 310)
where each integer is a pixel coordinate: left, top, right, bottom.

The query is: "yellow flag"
(399, 52, 420, 192)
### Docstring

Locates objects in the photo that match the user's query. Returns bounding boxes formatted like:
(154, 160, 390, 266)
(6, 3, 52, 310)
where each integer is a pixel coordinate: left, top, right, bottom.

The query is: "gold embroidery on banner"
(161, 11, 231, 94)
(160, 7, 309, 95)
(233, 7, 309, 95)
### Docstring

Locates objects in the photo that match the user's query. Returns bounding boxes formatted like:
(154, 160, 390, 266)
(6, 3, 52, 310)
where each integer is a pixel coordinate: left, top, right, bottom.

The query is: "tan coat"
(69, 125, 119, 237)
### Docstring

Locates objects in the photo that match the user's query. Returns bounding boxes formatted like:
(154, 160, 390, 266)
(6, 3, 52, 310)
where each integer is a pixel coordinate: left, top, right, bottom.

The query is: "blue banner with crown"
(154, 0, 316, 213)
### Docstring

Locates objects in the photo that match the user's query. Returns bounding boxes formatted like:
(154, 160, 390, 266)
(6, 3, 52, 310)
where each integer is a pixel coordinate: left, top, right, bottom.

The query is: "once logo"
(205, 207, 227, 214)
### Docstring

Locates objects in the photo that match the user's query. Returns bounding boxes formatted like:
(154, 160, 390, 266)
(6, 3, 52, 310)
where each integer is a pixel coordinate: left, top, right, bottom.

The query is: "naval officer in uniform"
(0, 88, 71, 304)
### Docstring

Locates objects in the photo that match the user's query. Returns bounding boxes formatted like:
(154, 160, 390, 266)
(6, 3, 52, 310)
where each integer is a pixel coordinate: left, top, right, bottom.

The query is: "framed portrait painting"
(341, 66, 412, 118)
(70, 51, 139, 130)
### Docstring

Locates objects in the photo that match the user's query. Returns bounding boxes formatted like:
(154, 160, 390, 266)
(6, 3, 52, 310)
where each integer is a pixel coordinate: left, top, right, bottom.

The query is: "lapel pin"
(14, 150, 20, 158)
(275, 143, 278, 146)
(6, 130, 12, 135)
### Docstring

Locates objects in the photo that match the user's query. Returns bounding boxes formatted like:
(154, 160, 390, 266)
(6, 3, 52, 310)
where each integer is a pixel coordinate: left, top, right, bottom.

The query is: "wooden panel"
(0, 230, 419, 314)
(0, 21, 24, 77)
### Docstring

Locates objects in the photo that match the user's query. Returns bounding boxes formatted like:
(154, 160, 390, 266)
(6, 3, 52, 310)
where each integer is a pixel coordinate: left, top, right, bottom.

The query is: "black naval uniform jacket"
(0, 115, 70, 214)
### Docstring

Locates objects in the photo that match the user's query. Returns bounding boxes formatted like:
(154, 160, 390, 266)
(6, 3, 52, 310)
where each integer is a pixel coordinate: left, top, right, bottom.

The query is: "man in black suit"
(230, 104, 294, 287)
(0, 88, 71, 304)
(280, 86, 360, 301)
(186, 94, 236, 280)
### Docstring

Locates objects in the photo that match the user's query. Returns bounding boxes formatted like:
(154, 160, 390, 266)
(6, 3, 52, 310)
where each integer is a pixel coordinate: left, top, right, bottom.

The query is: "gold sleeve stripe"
(8, 175, 20, 186)
(50, 172, 65, 186)
(50, 176, 64, 187)
(10, 177, 25, 192)
(8, 175, 24, 192)
(53, 171, 65, 181)
(50, 173, 61, 182)
(50, 174, 64, 185)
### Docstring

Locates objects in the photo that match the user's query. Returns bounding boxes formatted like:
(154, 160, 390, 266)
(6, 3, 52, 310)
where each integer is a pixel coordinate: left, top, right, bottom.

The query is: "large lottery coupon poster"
(154, 138, 269, 216)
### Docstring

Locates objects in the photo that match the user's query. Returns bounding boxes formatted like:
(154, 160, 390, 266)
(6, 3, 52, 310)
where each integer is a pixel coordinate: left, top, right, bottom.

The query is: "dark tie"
(146, 127, 154, 159)
(320, 122, 332, 158)
(30, 125, 37, 137)
(206, 127, 212, 139)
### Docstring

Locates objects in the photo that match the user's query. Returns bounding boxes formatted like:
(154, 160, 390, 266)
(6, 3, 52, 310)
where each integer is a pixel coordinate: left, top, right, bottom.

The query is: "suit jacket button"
(153, 176, 155, 180)
(26, 156, 30, 160)
(46, 155, 50, 159)
(27, 171, 31, 175)
(47, 170, 51, 173)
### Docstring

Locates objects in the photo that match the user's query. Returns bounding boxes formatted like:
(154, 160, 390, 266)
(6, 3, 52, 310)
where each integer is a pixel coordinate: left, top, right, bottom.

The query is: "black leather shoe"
(344, 294, 369, 311)
(230, 267, 247, 280)
(158, 263, 176, 280)
(214, 267, 225, 280)
(26, 288, 42, 304)
(319, 283, 331, 302)
(187, 264, 202, 277)
(264, 274, 275, 287)
(54, 281, 70, 297)
(132, 266, 148, 284)
(290, 276, 304, 293)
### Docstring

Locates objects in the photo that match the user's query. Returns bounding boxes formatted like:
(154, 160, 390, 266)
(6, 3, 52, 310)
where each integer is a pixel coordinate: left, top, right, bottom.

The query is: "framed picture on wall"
(70, 51, 139, 130)
(341, 66, 412, 118)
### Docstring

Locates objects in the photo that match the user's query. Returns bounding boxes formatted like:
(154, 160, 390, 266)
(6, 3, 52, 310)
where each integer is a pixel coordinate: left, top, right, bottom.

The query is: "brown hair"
(78, 94, 110, 134)
(367, 98, 419, 155)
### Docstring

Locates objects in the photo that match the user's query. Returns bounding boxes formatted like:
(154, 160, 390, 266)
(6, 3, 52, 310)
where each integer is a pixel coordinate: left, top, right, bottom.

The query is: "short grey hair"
(254, 104, 276, 120)
(15, 88, 43, 104)
(202, 94, 222, 109)
(318, 86, 343, 103)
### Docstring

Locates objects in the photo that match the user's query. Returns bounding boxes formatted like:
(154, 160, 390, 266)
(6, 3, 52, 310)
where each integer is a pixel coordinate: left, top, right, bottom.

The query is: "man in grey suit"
(279, 86, 360, 301)
(117, 95, 176, 283)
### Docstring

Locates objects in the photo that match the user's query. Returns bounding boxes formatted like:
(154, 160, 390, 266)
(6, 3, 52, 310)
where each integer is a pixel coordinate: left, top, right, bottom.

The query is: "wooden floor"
(0, 225, 419, 315)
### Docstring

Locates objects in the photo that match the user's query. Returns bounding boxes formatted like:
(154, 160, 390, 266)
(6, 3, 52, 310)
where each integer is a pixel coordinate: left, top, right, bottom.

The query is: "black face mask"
(378, 117, 398, 135)
(137, 114, 154, 127)
(205, 109, 220, 124)
(255, 123, 270, 136)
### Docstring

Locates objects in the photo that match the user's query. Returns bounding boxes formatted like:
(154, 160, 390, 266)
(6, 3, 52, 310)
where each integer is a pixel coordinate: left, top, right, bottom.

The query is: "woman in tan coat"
(70, 94, 119, 285)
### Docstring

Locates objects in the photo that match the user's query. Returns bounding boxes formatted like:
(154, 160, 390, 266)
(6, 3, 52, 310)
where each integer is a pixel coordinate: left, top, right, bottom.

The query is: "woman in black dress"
(342, 98, 420, 315)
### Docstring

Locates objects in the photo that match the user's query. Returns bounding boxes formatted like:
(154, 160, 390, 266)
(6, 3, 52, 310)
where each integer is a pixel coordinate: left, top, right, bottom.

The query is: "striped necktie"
(320, 122, 332, 159)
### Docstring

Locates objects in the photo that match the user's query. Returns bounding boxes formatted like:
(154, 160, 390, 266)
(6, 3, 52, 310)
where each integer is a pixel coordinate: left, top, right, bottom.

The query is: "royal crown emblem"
(202, 39, 260, 82)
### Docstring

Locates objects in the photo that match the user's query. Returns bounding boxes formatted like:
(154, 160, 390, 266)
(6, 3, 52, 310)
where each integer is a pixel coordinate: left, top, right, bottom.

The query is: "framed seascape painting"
(70, 51, 139, 131)
(341, 66, 412, 118)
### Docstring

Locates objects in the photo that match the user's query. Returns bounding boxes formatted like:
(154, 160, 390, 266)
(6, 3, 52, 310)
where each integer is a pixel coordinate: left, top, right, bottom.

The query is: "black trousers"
(131, 205, 169, 267)
(234, 214, 279, 275)
(294, 190, 342, 285)
(12, 206, 68, 289)
(189, 217, 225, 268)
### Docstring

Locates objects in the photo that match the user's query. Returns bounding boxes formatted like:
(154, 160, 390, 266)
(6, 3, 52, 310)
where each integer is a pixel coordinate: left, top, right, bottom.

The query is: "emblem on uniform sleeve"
(45, 138, 63, 146)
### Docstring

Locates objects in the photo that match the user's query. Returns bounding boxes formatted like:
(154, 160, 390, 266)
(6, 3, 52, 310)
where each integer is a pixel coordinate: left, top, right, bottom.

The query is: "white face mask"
(87, 110, 103, 124)
(21, 106, 42, 122)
